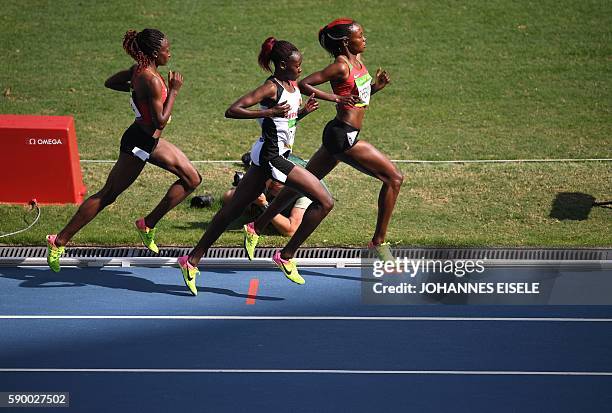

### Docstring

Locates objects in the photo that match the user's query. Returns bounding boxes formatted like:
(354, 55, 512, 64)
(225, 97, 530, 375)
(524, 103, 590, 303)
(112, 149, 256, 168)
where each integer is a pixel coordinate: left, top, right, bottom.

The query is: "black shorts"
(120, 123, 158, 162)
(252, 152, 296, 183)
(322, 118, 360, 154)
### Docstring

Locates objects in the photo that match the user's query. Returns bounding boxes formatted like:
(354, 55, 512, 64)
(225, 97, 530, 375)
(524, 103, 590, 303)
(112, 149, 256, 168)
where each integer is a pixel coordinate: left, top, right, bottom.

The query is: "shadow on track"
(299, 269, 378, 283)
(210, 267, 378, 283)
(0, 268, 284, 301)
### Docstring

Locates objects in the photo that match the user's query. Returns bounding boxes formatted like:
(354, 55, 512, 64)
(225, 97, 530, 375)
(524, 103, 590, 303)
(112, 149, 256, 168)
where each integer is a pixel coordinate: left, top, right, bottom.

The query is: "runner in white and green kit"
(177, 37, 333, 295)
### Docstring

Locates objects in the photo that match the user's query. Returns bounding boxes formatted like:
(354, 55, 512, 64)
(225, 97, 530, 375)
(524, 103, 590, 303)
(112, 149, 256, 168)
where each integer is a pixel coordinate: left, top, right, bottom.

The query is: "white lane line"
(80, 158, 612, 164)
(392, 158, 612, 164)
(0, 368, 610, 376)
(81, 159, 240, 164)
(0, 316, 611, 322)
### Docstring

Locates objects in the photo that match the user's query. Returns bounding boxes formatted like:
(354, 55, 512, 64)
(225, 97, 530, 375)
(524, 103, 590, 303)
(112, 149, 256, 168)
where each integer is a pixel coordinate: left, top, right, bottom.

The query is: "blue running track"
(1, 265, 611, 412)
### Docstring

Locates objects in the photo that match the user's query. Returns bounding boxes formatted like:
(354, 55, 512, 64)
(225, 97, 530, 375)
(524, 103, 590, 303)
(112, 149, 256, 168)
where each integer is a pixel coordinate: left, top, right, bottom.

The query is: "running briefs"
(119, 123, 159, 162)
(322, 118, 360, 154)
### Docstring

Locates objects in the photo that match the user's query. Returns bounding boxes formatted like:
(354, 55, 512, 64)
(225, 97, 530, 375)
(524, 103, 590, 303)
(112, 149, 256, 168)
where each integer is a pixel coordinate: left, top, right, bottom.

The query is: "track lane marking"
(245, 279, 259, 305)
(0, 316, 611, 322)
(0, 368, 611, 376)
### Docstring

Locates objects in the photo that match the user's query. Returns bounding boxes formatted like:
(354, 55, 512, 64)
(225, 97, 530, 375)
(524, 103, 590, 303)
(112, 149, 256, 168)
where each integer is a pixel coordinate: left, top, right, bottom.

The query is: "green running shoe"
(368, 241, 395, 263)
(135, 218, 159, 254)
(177, 255, 199, 296)
(46, 234, 65, 273)
(272, 251, 305, 285)
(243, 222, 259, 260)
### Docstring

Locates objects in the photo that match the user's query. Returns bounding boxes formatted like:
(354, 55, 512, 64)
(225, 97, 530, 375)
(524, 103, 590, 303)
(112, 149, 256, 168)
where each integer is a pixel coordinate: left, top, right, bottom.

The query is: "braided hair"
(318, 18, 356, 56)
(122, 28, 166, 71)
(258, 37, 299, 72)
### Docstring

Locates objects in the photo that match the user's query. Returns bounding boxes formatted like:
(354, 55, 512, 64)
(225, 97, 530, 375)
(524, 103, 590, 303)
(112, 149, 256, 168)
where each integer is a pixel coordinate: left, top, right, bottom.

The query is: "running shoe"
(177, 255, 199, 296)
(272, 251, 305, 285)
(135, 218, 159, 254)
(368, 241, 395, 263)
(46, 234, 65, 273)
(243, 222, 259, 260)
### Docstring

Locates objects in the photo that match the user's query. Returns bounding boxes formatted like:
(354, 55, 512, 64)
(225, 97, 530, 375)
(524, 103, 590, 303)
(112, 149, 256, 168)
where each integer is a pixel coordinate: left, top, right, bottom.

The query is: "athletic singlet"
(331, 57, 372, 109)
(256, 77, 302, 158)
(129, 70, 168, 126)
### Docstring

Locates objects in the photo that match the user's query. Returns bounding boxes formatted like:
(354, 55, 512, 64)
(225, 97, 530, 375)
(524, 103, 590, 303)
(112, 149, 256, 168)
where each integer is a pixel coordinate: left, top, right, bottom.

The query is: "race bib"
(286, 117, 297, 148)
(354, 72, 372, 107)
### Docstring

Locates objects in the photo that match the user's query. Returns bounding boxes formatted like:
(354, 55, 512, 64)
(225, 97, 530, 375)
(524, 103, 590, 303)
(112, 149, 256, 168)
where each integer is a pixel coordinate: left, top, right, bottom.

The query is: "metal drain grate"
(0, 245, 610, 264)
(390, 248, 611, 261)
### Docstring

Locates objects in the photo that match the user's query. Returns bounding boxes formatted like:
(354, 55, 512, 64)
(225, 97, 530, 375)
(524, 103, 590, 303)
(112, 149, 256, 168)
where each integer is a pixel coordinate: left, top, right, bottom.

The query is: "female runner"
(46, 28, 201, 272)
(177, 37, 333, 295)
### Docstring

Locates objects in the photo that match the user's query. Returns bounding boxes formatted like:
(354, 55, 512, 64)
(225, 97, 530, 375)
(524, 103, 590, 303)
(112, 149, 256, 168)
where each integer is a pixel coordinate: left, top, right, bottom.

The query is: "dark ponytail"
(258, 37, 277, 72)
(123, 28, 166, 71)
(318, 18, 356, 56)
(258, 36, 299, 72)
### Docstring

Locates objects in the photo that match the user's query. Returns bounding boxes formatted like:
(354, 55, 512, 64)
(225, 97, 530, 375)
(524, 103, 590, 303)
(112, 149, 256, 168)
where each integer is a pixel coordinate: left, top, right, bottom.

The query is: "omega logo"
(27, 138, 64, 145)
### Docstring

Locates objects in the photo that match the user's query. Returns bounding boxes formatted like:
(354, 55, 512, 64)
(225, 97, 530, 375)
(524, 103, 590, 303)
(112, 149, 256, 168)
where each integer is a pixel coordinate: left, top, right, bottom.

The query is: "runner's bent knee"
(391, 170, 404, 191)
(177, 164, 201, 190)
(318, 190, 334, 213)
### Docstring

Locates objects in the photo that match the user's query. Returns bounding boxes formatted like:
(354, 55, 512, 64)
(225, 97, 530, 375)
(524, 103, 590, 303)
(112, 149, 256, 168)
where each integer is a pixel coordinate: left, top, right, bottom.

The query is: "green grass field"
(1, 0, 611, 247)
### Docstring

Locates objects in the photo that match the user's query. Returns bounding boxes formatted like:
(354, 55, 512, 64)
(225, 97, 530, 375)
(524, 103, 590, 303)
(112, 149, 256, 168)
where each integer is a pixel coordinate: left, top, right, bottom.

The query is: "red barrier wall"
(0, 115, 87, 205)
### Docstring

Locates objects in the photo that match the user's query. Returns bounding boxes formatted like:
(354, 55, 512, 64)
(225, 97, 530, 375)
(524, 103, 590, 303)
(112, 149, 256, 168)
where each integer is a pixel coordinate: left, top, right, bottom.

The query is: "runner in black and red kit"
(253, 18, 403, 262)
(46, 28, 201, 272)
